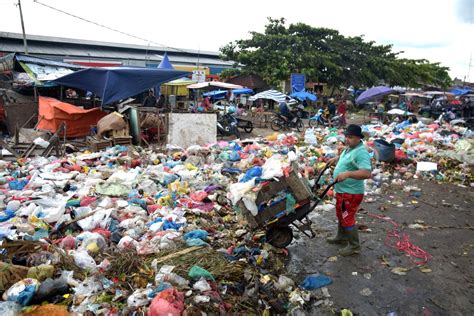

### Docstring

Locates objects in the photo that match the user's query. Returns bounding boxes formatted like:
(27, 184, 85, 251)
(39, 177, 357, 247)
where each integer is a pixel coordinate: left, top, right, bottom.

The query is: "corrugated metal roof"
(15, 54, 83, 69)
(0, 42, 233, 67)
(0, 32, 219, 57)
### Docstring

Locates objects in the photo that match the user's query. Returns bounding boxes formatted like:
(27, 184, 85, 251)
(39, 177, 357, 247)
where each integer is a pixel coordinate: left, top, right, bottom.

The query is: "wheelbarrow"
(264, 164, 335, 248)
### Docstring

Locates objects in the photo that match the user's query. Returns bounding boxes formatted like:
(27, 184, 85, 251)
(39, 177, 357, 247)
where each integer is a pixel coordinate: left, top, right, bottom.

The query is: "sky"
(1, 0, 473, 81)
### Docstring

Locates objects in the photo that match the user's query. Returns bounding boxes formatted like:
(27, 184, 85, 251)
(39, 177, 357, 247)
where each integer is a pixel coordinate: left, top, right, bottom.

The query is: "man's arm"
(335, 169, 371, 182)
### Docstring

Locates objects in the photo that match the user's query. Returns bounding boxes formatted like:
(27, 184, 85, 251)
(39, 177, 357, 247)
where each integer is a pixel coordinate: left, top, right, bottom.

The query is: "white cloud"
(0, 0, 472, 79)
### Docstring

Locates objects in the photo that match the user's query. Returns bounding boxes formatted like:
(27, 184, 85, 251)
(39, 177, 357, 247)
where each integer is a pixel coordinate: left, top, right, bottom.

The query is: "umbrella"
(249, 89, 295, 103)
(187, 81, 243, 90)
(53, 67, 189, 105)
(290, 91, 317, 101)
(356, 86, 394, 104)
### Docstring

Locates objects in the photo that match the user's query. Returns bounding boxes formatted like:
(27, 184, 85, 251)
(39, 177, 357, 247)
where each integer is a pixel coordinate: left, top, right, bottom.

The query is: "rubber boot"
(338, 228, 361, 256)
(326, 224, 347, 245)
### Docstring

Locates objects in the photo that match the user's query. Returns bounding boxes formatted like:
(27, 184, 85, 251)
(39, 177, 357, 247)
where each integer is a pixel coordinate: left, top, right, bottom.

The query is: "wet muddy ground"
(286, 179, 473, 315)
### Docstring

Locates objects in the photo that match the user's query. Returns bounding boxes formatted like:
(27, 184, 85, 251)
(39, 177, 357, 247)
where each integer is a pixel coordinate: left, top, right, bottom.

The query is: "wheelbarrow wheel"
(266, 227, 293, 248)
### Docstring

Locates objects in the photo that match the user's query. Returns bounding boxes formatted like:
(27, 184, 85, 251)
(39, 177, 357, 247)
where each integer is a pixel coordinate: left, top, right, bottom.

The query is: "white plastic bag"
(193, 278, 211, 292)
(70, 250, 97, 272)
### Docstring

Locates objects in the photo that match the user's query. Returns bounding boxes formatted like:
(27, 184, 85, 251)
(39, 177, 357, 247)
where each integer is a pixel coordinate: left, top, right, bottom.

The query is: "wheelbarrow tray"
(237, 166, 313, 229)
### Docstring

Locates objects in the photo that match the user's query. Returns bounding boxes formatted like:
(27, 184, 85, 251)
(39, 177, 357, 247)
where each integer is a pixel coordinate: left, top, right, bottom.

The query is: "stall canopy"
(249, 89, 295, 103)
(53, 67, 189, 105)
(202, 90, 227, 98)
(157, 52, 174, 70)
(0, 53, 83, 87)
(37, 96, 106, 137)
(290, 91, 317, 101)
(232, 88, 254, 95)
(187, 81, 243, 90)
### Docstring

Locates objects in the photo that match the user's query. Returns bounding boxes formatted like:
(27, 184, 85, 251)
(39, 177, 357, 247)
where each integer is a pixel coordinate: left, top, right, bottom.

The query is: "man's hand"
(327, 157, 339, 166)
(335, 171, 351, 183)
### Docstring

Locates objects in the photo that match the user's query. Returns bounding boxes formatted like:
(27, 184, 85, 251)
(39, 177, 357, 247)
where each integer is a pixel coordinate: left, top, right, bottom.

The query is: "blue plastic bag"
(0, 209, 16, 222)
(8, 179, 28, 191)
(300, 274, 333, 290)
(162, 220, 183, 231)
(228, 151, 241, 161)
(186, 238, 209, 247)
(239, 166, 262, 183)
(183, 229, 208, 241)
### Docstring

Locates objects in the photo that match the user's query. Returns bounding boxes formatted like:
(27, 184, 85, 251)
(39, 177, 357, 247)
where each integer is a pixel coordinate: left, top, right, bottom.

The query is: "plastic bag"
(300, 274, 332, 290)
(70, 250, 97, 272)
(188, 266, 215, 281)
(185, 238, 209, 247)
(193, 278, 211, 292)
(261, 155, 284, 180)
(127, 289, 150, 307)
(147, 288, 184, 316)
(5, 278, 39, 306)
(274, 275, 295, 291)
(239, 166, 262, 183)
(27, 264, 54, 281)
(183, 230, 208, 241)
(0, 301, 22, 316)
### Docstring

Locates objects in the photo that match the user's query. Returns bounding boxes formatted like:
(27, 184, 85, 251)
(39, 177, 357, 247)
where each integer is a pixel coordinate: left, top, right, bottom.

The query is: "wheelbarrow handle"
(314, 162, 332, 186)
(318, 181, 336, 200)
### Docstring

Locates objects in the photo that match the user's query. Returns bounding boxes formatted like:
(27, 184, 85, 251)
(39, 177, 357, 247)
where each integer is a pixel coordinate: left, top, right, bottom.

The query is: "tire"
(243, 121, 253, 133)
(332, 118, 342, 128)
(266, 227, 293, 248)
(308, 118, 318, 128)
(270, 118, 284, 131)
(233, 126, 241, 139)
(295, 119, 305, 132)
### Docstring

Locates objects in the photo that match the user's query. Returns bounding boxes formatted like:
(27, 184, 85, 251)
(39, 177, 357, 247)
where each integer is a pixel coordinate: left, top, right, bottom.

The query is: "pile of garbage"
(0, 134, 338, 315)
(0, 119, 471, 315)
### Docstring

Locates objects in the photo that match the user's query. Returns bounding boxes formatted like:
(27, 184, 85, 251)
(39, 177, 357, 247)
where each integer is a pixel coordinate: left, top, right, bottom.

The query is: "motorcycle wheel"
(295, 119, 305, 132)
(243, 121, 253, 133)
(270, 118, 284, 131)
(308, 118, 317, 128)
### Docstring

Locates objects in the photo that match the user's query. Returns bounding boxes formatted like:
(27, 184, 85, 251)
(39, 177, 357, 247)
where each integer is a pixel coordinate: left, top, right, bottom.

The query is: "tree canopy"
(220, 18, 451, 89)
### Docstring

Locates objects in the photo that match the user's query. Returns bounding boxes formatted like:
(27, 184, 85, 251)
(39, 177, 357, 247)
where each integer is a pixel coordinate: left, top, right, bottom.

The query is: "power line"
(33, 0, 187, 53)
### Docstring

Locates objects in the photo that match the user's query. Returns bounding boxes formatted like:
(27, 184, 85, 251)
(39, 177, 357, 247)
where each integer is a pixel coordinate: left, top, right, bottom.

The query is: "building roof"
(0, 32, 233, 68)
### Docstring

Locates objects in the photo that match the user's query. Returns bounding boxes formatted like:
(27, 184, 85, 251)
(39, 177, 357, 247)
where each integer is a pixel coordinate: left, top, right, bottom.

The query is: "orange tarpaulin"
(37, 97, 106, 137)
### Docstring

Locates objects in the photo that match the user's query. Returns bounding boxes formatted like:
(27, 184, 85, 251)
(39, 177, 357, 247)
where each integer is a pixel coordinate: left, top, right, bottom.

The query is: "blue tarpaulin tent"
(53, 67, 189, 105)
(449, 88, 472, 95)
(158, 52, 174, 70)
(290, 91, 317, 101)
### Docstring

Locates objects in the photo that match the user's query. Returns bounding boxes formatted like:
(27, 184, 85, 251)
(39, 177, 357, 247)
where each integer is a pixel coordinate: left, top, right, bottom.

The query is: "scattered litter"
(359, 288, 372, 296)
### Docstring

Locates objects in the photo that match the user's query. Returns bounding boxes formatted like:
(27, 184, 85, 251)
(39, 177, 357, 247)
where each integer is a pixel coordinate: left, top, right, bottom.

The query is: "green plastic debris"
(285, 193, 296, 214)
(188, 265, 215, 281)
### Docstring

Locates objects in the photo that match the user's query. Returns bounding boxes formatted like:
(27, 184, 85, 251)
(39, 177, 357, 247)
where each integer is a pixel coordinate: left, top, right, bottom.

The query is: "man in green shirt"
(327, 124, 372, 256)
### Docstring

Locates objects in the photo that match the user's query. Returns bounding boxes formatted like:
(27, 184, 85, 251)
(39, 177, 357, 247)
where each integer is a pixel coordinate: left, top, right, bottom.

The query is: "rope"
(368, 213, 432, 265)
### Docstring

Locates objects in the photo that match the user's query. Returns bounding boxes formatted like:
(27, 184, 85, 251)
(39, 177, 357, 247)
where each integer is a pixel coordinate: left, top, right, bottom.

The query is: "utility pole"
(17, 0, 28, 54)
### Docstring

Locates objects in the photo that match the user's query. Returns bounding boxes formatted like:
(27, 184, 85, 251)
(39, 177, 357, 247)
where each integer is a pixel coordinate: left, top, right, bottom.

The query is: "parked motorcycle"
(308, 109, 342, 128)
(270, 112, 305, 132)
(236, 117, 254, 133)
(217, 112, 241, 138)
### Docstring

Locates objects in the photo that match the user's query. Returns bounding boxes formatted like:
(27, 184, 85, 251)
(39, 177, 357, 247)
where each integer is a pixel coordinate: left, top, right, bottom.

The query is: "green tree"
(220, 18, 451, 90)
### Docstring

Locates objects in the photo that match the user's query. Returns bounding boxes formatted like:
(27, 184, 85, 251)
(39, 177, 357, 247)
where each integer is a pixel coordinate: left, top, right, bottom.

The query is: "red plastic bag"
(148, 288, 184, 316)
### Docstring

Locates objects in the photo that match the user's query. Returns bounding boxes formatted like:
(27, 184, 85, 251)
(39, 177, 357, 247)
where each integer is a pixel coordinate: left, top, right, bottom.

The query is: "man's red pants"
(335, 193, 364, 228)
